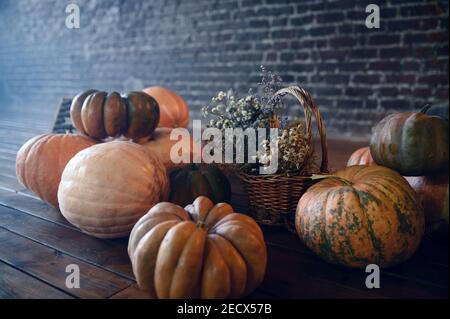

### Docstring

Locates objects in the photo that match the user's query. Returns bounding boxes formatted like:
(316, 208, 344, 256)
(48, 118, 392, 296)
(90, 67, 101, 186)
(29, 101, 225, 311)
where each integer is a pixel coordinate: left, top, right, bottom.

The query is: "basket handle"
(272, 86, 329, 173)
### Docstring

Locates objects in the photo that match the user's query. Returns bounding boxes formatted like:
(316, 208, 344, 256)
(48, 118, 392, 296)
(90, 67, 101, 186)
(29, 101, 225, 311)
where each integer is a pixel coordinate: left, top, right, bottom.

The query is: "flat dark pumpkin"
(81, 91, 108, 140)
(104, 92, 127, 137)
(71, 89, 159, 141)
(70, 89, 97, 135)
(124, 92, 159, 140)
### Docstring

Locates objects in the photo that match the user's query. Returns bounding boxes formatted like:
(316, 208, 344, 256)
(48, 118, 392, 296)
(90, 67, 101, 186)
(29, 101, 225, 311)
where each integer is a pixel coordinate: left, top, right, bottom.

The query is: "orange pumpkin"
(58, 141, 169, 238)
(141, 128, 199, 171)
(296, 165, 424, 268)
(347, 146, 375, 166)
(142, 86, 189, 128)
(128, 196, 267, 299)
(16, 134, 96, 208)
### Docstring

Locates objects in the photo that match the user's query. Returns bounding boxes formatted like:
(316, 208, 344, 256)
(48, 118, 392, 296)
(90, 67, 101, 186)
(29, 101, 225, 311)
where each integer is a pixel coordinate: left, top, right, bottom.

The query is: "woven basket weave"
(238, 86, 329, 232)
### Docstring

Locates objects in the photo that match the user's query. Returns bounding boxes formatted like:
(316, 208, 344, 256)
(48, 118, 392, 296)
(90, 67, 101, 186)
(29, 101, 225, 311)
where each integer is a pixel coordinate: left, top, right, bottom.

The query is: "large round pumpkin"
(142, 86, 189, 128)
(347, 146, 375, 166)
(296, 165, 424, 268)
(16, 133, 96, 208)
(405, 171, 449, 236)
(370, 105, 449, 176)
(128, 196, 267, 298)
(141, 128, 200, 171)
(70, 90, 160, 141)
(58, 141, 169, 238)
(169, 164, 231, 207)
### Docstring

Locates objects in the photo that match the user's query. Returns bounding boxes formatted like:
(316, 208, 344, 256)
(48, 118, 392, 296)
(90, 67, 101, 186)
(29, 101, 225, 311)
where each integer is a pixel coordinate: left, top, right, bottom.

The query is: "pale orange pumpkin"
(347, 146, 376, 166)
(58, 141, 169, 238)
(16, 133, 96, 208)
(142, 86, 189, 128)
(128, 196, 267, 299)
(141, 128, 200, 171)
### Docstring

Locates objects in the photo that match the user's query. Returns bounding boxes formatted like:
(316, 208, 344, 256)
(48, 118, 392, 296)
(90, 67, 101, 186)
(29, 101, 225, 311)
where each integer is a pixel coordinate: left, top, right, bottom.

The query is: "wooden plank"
(0, 141, 23, 152)
(0, 173, 27, 192)
(263, 229, 448, 289)
(0, 202, 134, 278)
(0, 187, 74, 228)
(0, 148, 18, 158)
(109, 284, 155, 299)
(109, 284, 278, 299)
(0, 261, 73, 299)
(0, 152, 16, 162)
(0, 227, 133, 299)
(263, 244, 447, 298)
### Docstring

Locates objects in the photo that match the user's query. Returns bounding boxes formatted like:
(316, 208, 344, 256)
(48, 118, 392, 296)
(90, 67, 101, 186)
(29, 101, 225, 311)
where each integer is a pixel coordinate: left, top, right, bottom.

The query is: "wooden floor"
(0, 107, 448, 299)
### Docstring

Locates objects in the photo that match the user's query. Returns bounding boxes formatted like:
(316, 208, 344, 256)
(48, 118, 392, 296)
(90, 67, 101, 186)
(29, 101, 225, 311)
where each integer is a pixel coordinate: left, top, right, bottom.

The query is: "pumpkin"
(296, 165, 424, 268)
(347, 146, 375, 166)
(169, 164, 231, 207)
(370, 105, 449, 176)
(70, 90, 160, 141)
(16, 133, 96, 208)
(141, 128, 200, 171)
(58, 141, 169, 238)
(142, 86, 189, 128)
(128, 196, 267, 298)
(405, 171, 449, 235)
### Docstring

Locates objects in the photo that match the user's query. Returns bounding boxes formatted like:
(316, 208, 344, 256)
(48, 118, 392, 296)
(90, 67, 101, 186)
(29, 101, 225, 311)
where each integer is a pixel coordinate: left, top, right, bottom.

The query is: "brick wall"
(0, 0, 448, 138)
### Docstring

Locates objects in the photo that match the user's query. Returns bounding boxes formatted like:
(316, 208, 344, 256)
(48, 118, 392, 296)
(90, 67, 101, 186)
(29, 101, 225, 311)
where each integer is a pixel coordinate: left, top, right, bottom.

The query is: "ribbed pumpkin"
(347, 146, 375, 166)
(16, 134, 96, 208)
(169, 164, 231, 207)
(142, 86, 189, 128)
(370, 105, 449, 176)
(58, 141, 169, 238)
(70, 90, 160, 141)
(128, 196, 267, 298)
(296, 165, 424, 268)
(405, 171, 449, 235)
(141, 128, 200, 171)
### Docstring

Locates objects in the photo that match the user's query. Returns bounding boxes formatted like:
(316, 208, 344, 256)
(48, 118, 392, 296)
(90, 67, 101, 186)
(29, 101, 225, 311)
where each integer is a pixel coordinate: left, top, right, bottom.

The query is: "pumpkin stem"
(419, 104, 432, 114)
(311, 174, 353, 186)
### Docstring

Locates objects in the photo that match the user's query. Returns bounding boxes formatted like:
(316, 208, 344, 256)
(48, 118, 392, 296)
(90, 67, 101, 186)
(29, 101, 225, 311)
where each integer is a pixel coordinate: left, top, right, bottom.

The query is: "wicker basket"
(237, 86, 329, 232)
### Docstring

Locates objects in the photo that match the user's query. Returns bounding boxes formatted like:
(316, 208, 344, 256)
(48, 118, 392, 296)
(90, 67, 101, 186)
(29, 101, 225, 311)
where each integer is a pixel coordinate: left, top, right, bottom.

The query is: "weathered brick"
(0, 0, 447, 140)
(354, 75, 380, 84)
(369, 35, 401, 45)
(369, 61, 402, 71)
(400, 4, 445, 16)
(418, 74, 449, 85)
(381, 99, 411, 110)
(386, 75, 416, 84)
(316, 12, 345, 24)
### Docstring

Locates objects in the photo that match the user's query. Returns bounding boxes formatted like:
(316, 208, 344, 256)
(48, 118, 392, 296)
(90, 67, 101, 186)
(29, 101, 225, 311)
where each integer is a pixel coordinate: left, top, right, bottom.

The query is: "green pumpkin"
(169, 164, 231, 207)
(370, 105, 449, 176)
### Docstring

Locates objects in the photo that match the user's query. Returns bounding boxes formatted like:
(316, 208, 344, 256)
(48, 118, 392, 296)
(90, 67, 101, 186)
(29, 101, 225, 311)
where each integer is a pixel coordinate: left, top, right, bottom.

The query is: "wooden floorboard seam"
(0, 223, 135, 282)
(0, 253, 80, 299)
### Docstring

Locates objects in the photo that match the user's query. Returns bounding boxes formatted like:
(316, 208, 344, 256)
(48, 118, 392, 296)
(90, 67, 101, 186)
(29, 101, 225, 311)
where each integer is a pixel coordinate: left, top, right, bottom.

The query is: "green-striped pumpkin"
(169, 164, 231, 208)
(370, 105, 449, 176)
(295, 165, 424, 268)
